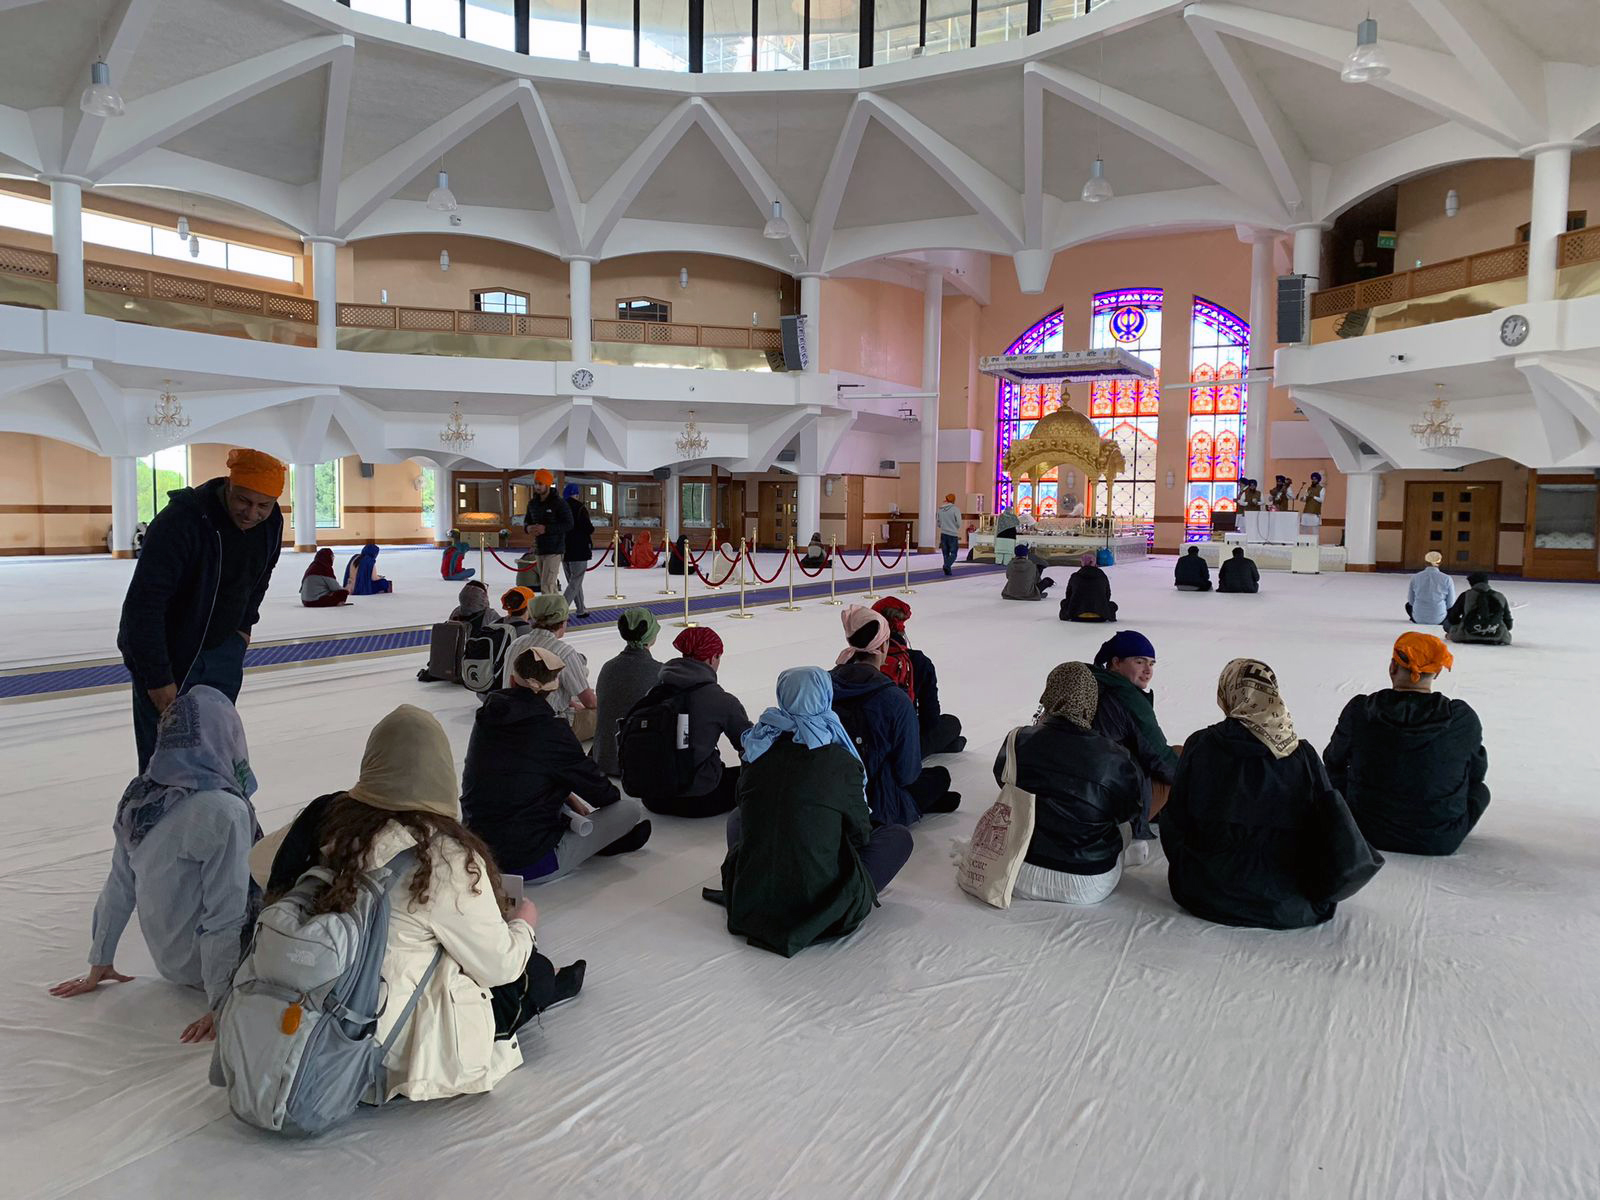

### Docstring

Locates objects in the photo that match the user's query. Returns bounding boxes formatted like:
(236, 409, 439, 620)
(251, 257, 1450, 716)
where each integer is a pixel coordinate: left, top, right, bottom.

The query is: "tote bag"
(956, 727, 1037, 909)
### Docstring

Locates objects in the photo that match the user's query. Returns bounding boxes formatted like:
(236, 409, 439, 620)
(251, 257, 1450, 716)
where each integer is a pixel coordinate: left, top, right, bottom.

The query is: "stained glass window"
(994, 309, 1068, 518)
(1186, 298, 1249, 542)
(1088, 288, 1162, 544)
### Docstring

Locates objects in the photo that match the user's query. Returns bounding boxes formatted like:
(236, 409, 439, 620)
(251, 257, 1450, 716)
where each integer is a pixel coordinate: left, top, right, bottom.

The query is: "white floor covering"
(4, 557, 1599, 1198)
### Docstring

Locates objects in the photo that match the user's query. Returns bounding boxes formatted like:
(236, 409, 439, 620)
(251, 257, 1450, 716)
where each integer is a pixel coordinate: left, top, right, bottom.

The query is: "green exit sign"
(1376, 230, 1397, 249)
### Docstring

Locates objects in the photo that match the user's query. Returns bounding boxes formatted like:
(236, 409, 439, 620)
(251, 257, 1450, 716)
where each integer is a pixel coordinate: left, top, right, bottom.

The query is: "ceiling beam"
(688, 99, 807, 262)
(61, 368, 131, 456)
(314, 41, 355, 235)
(514, 85, 582, 257)
(1404, 0, 1547, 148)
(806, 97, 873, 270)
(59, 0, 160, 177)
(1022, 67, 1045, 247)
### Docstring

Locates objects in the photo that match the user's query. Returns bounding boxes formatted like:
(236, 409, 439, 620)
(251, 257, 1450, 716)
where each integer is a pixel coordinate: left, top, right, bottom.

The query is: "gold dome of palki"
(1002, 404, 1126, 491)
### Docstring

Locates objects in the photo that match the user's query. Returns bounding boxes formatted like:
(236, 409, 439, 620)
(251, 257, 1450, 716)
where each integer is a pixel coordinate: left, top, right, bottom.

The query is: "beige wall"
(0, 434, 112, 554)
(819, 277, 925, 387)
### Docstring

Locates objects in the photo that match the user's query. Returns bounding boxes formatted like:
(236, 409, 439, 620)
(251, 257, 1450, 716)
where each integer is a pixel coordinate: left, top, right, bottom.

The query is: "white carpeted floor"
(3, 556, 1597, 1199)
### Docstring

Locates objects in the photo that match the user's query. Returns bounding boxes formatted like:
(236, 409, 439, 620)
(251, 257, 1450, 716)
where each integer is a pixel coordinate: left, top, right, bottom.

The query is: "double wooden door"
(1402, 481, 1500, 572)
(757, 481, 798, 549)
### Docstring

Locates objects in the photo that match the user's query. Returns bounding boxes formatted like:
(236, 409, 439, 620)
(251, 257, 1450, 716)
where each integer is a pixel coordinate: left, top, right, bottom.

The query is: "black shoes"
(921, 792, 962, 815)
(701, 887, 727, 907)
(946, 736, 967, 754)
(597, 819, 652, 856)
(547, 960, 586, 1009)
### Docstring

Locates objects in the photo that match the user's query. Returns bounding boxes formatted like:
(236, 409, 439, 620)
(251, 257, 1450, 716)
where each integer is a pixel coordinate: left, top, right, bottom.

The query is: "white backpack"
(955, 727, 1037, 909)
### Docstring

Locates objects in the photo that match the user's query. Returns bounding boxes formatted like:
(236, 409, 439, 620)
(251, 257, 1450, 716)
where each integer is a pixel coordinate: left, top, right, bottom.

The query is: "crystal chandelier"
(147, 380, 190, 433)
(1410, 384, 1460, 449)
(439, 399, 475, 452)
(675, 409, 709, 459)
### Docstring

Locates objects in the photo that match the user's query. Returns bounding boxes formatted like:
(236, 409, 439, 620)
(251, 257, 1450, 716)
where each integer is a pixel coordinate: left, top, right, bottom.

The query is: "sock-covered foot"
(946, 736, 967, 754)
(921, 791, 961, 815)
(597, 819, 651, 856)
(1125, 839, 1153, 867)
(547, 960, 586, 1009)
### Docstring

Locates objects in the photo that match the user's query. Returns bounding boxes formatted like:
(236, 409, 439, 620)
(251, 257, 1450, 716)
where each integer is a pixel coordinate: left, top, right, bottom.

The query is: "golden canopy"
(1001, 407, 1125, 514)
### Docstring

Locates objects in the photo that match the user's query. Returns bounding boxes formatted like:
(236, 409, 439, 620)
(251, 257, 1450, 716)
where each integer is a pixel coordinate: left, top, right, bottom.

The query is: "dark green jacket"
(1090, 667, 1180, 783)
(721, 736, 875, 957)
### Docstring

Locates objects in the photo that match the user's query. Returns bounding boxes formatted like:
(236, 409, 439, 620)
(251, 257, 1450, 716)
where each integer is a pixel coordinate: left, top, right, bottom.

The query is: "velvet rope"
(584, 542, 613, 572)
(874, 546, 907, 568)
(795, 557, 827, 578)
(743, 545, 789, 584)
(835, 547, 869, 571)
(486, 547, 527, 571)
(703, 555, 740, 588)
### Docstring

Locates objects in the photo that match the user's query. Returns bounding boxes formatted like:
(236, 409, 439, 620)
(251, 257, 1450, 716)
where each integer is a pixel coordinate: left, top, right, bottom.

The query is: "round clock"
(570, 368, 594, 390)
(1499, 314, 1529, 347)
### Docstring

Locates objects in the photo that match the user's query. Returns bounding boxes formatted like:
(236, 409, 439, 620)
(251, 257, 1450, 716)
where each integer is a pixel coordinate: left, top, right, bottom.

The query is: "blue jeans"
(940, 534, 959, 573)
(132, 634, 248, 772)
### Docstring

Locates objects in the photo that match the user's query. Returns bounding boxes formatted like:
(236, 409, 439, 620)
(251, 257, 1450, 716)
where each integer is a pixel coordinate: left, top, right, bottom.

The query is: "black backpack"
(832, 692, 874, 762)
(618, 681, 711, 799)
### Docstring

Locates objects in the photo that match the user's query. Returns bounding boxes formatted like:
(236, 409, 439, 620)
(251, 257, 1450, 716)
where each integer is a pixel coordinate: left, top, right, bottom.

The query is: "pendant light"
(426, 166, 458, 213)
(176, 214, 190, 240)
(1081, 34, 1113, 203)
(762, 201, 791, 240)
(189, 234, 201, 258)
(80, 59, 125, 117)
(1340, 17, 1391, 83)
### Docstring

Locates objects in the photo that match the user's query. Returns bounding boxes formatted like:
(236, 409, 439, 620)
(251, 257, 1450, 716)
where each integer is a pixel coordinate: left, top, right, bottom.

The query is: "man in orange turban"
(520, 467, 572, 597)
(118, 446, 286, 770)
(1322, 632, 1489, 856)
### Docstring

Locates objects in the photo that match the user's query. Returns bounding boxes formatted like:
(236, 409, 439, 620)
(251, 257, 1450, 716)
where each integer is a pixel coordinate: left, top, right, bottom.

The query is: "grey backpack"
(209, 847, 443, 1136)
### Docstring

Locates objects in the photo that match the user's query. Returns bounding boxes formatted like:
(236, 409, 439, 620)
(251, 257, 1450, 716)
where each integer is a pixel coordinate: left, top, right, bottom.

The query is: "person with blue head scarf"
(713, 666, 913, 957)
(344, 542, 393, 595)
(52, 686, 263, 1044)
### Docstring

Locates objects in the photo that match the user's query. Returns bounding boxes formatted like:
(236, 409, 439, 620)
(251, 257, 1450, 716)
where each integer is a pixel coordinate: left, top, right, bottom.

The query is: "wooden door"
(846, 474, 864, 550)
(1403, 480, 1501, 572)
(757, 482, 798, 549)
(717, 480, 745, 547)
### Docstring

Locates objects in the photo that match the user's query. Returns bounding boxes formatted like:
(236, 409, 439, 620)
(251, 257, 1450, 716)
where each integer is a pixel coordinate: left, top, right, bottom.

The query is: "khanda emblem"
(1109, 305, 1147, 344)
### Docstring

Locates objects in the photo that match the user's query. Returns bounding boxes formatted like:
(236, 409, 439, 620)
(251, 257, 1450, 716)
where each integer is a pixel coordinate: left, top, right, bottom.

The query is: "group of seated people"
(1175, 544, 1260, 593)
(1407, 553, 1516, 646)
(299, 543, 394, 606)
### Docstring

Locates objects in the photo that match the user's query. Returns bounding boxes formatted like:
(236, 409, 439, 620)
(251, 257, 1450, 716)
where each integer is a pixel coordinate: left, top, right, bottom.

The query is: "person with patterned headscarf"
(590, 608, 665, 777)
(1324, 633, 1489, 856)
(52, 686, 262, 1044)
(992, 662, 1144, 904)
(1160, 659, 1382, 929)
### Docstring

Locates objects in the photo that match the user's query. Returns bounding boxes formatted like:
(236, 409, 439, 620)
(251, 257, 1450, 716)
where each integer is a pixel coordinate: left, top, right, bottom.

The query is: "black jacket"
(1060, 564, 1115, 619)
(1217, 555, 1260, 593)
(117, 478, 282, 691)
(461, 686, 621, 872)
(650, 657, 751, 796)
(908, 647, 943, 738)
(522, 487, 574, 555)
(1174, 552, 1211, 588)
(995, 718, 1142, 875)
(830, 661, 923, 826)
(1324, 690, 1489, 856)
(1159, 719, 1382, 929)
(1444, 581, 1513, 638)
(564, 497, 594, 561)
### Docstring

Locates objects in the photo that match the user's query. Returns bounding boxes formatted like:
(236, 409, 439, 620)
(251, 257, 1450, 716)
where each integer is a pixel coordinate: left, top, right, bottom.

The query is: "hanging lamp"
(1081, 33, 1113, 203)
(1341, 17, 1391, 83)
(763, 201, 791, 239)
(426, 168, 458, 213)
(80, 59, 125, 117)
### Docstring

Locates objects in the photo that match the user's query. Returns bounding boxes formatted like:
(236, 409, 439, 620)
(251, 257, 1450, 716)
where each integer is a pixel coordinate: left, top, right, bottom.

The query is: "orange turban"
(534, 468, 555, 486)
(501, 586, 534, 617)
(944, 493, 956, 503)
(227, 448, 286, 498)
(1392, 632, 1453, 682)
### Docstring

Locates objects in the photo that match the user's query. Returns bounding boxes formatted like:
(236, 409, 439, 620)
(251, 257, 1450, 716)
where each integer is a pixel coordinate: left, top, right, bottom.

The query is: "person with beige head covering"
(1159, 659, 1383, 929)
(991, 662, 1143, 904)
(1407, 549, 1457, 625)
(263, 705, 586, 1102)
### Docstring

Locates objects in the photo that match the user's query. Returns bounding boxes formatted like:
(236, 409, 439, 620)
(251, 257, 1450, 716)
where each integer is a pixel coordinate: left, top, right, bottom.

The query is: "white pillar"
(1244, 232, 1274, 483)
(309, 237, 341, 348)
(110, 454, 138, 558)
(799, 274, 822, 373)
(796, 472, 821, 545)
(432, 464, 452, 543)
(46, 176, 85, 314)
(1289, 223, 1326, 288)
(568, 258, 593, 363)
(1526, 142, 1579, 303)
(662, 473, 680, 541)
(918, 270, 943, 548)
(293, 461, 317, 551)
(1344, 470, 1380, 568)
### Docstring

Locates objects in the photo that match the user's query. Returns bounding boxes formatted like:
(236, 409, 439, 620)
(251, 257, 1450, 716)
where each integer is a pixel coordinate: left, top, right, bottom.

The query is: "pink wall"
(818, 277, 924, 387)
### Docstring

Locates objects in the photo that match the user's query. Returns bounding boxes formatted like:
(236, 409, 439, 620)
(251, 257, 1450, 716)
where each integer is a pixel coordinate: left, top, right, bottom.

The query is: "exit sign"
(1376, 230, 1397, 249)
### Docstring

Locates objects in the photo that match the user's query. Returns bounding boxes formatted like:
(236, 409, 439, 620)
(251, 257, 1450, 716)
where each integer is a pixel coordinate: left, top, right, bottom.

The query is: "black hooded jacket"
(461, 686, 621, 871)
(1174, 552, 1211, 588)
(1060, 564, 1115, 619)
(1218, 554, 1260, 593)
(522, 487, 574, 555)
(1324, 690, 1489, 855)
(995, 718, 1143, 875)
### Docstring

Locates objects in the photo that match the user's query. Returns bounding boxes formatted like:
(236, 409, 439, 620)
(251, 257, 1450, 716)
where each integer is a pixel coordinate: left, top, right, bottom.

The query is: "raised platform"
(970, 532, 1149, 565)
(1195, 539, 1347, 572)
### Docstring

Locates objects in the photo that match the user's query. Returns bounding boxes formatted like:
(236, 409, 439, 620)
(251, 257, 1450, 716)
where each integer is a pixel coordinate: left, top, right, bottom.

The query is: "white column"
(46, 176, 85, 314)
(1289, 223, 1326, 288)
(293, 461, 317, 551)
(796, 472, 821, 544)
(1244, 232, 1274, 483)
(431, 464, 452, 543)
(918, 270, 943, 548)
(568, 258, 593, 363)
(110, 454, 138, 558)
(309, 237, 341, 348)
(1526, 142, 1579, 303)
(1344, 470, 1380, 568)
(662, 473, 680, 541)
(799, 274, 822, 373)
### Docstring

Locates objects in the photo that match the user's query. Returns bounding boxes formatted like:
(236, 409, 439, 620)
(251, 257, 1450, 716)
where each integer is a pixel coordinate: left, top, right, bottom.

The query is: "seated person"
(449, 580, 502, 630)
(1444, 571, 1512, 644)
(52, 686, 260, 1043)
(1059, 552, 1117, 622)
(667, 534, 702, 578)
(873, 596, 965, 757)
(1217, 546, 1260, 594)
(263, 704, 583, 1102)
(1173, 545, 1212, 591)
(620, 627, 751, 818)
(300, 548, 350, 607)
(799, 533, 831, 568)
(627, 531, 656, 569)
(1001, 544, 1054, 600)
(995, 662, 1143, 903)
(1325, 633, 1489, 856)
(344, 543, 393, 595)
(1160, 658, 1383, 929)
(440, 532, 475, 582)
(591, 608, 665, 777)
(1407, 551, 1456, 625)
(499, 586, 534, 636)
(463, 644, 650, 884)
(1089, 631, 1179, 861)
(717, 666, 913, 957)
(831, 607, 959, 824)
(504, 595, 598, 742)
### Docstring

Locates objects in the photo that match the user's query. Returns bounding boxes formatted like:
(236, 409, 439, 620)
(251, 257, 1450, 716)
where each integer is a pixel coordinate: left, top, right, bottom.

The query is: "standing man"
(561, 482, 594, 619)
(936, 493, 962, 576)
(117, 448, 285, 771)
(521, 468, 573, 598)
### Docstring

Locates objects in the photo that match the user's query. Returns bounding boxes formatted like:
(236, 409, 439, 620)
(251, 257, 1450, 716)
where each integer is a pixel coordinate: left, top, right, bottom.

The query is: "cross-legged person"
(1174, 544, 1212, 591)
(1059, 552, 1117, 621)
(872, 596, 965, 757)
(1217, 546, 1260, 594)
(591, 607, 665, 778)
(504, 595, 598, 742)
(1089, 631, 1180, 864)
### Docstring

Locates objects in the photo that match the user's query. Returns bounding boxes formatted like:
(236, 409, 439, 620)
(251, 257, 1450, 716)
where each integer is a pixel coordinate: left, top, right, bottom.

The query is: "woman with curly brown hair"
(264, 704, 585, 1103)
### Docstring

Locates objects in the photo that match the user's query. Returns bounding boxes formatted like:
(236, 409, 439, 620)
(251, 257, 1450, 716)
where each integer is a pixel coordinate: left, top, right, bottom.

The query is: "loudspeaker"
(1276, 275, 1307, 344)
(359, 461, 375, 478)
(780, 314, 809, 371)
(651, 466, 671, 481)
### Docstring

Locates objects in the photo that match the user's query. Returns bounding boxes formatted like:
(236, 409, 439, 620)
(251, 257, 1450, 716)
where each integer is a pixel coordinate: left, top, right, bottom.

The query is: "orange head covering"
(944, 493, 956, 503)
(501, 586, 535, 618)
(1392, 632, 1453, 682)
(534, 468, 555, 486)
(227, 448, 286, 498)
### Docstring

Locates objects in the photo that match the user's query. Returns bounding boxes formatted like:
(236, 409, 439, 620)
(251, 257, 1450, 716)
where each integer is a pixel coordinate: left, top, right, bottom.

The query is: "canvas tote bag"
(956, 727, 1037, 909)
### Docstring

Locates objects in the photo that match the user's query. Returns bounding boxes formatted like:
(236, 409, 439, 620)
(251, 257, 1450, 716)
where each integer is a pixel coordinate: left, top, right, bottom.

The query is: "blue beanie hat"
(563, 482, 580, 499)
(1014, 544, 1028, 557)
(1094, 629, 1156, 668)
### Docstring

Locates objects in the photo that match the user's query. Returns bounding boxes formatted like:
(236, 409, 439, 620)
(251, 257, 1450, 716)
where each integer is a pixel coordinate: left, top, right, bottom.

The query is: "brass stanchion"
(728, 537, 755, 619)
(823, 535, 843, 605)
(900, 533, 916, 594)
(658, 535, 675, 595)
(704, 535, 722, 591)
(674, 543, 696, 627)
(864, 537, 879, 600)
(605, 532, 626, 600)
(778, 537, 802, 611)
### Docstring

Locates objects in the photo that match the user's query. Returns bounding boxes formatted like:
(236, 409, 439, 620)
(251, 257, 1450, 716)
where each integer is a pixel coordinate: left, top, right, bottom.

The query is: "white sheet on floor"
(2, 561, 1596, 1199)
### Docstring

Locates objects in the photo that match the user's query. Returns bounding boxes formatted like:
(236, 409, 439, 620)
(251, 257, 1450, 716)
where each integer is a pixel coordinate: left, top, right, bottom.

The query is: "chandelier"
(1410, 384, 1460, 449)
(147, 380, 190, 433)
(675, 409, 709, 459)
(439, 399, 475, 452)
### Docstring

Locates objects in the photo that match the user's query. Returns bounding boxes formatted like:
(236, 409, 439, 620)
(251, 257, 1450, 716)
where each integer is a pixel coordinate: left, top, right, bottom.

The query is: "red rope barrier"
(795, 558, 826, 578)
(584, 543, 612, 572)
(835, 548, 869, 571)
(703, 555, 740, 588)
(718, 544, 742, 564)
(486, 547, 527, 571)
(743, 545, 788, 584)
(874, 547, 907, 568)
